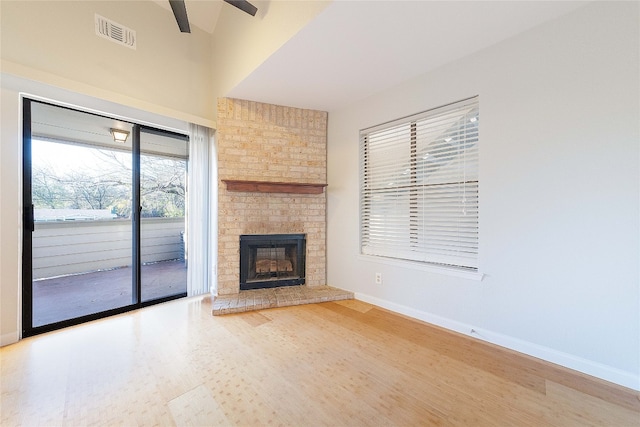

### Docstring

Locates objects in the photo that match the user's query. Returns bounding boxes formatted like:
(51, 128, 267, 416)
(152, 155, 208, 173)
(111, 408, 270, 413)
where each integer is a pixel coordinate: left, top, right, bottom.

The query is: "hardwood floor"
(1, 296, 638, 426)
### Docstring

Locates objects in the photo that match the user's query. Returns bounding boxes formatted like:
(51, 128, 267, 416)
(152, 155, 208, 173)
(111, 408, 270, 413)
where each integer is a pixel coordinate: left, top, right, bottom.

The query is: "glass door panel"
(140, 129, 188, 302)
(29, 102, 134, 327)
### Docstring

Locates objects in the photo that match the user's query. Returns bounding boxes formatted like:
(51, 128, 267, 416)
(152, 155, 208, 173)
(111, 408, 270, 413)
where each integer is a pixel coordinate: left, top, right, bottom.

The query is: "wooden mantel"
(222, 180, 327, 195)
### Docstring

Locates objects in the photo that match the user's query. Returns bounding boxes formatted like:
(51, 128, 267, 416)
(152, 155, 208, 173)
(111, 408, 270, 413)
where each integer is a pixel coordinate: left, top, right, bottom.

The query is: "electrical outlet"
(375, 272, 383, 285)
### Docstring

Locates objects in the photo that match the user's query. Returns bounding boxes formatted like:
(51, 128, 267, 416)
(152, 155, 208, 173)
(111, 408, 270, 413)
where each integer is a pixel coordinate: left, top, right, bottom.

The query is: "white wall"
(1, 0, 214, 126)
(327, 1, 639, 390)
(0, 84, 22, 345)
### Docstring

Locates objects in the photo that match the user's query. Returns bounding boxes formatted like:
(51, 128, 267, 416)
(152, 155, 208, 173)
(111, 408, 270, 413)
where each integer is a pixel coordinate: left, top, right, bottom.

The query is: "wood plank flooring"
(1, 296, 638, 426)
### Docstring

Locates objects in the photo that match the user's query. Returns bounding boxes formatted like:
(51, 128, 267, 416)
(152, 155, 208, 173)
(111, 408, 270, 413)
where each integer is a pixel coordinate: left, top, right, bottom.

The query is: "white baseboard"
(354, 292, 640, 391)
(1, 331, 19, 347)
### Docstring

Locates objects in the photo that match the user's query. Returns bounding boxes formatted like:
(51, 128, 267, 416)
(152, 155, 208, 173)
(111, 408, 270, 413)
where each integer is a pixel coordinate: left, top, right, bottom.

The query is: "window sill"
(357, 254, 484, 281)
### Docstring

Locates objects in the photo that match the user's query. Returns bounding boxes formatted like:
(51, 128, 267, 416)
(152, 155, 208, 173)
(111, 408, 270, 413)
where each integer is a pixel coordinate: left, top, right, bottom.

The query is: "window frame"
(359, 96, 480, 273)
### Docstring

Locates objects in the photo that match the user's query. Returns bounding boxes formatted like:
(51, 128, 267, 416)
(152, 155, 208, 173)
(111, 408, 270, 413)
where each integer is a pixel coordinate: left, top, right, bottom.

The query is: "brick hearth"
(212, 285, 353, 315)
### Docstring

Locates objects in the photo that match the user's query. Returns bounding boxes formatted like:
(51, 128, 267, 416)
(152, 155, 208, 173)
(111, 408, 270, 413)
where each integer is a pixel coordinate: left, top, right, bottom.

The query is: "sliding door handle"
(25, 204, 35, 231)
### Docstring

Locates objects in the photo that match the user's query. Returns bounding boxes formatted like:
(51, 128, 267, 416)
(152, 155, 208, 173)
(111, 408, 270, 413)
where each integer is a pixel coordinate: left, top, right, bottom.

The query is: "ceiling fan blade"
(169, 0, 191, 33)
(224, 0, 258, 17)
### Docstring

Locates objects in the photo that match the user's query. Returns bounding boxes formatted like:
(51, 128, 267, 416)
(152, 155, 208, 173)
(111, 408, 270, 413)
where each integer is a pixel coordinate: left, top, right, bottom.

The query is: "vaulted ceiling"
(225, 1, 589, 111)
(152, 0, 224, 34)
(149, 1, 589, 112)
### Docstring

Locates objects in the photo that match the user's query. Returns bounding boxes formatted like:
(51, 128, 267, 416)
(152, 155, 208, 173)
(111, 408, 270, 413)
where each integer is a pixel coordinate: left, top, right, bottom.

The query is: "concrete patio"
(32, 259, 186, 327)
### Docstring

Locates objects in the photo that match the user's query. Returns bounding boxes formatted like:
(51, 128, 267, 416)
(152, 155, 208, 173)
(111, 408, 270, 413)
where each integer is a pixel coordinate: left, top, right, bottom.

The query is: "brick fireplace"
(216, 98, 327, 296)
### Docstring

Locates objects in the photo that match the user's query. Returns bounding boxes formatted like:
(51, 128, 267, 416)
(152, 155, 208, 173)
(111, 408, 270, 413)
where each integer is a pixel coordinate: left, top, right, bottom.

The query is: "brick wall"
(216, 98, 327, 295)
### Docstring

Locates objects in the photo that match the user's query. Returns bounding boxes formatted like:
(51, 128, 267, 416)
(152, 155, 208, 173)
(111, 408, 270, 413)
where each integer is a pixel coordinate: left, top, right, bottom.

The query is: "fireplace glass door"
(240, 234, 305, 290)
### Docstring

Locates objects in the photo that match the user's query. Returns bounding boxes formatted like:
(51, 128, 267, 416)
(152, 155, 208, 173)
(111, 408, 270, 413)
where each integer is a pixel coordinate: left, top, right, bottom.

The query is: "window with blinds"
(360, 97, 479, 270)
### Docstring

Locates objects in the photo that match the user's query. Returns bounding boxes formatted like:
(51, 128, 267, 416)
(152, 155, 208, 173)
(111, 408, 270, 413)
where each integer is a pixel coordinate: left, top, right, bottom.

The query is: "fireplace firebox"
(240, 234, 306, 290)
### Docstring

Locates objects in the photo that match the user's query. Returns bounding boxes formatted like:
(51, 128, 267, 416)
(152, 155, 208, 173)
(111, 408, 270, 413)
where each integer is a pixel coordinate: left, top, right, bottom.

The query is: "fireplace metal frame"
(239, 234, 306, 290)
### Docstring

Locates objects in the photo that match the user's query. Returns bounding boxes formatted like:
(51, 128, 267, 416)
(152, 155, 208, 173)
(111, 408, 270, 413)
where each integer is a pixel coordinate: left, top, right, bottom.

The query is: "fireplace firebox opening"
(240, 234, 306, 290)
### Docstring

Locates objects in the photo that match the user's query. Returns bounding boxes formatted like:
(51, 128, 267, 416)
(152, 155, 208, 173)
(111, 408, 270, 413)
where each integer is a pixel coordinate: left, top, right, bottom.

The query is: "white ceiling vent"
(95, 14, 136, 49)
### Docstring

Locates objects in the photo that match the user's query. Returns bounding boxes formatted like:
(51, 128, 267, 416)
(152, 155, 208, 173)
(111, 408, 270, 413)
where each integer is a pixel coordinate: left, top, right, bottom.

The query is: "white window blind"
(360, 97, 479, 270)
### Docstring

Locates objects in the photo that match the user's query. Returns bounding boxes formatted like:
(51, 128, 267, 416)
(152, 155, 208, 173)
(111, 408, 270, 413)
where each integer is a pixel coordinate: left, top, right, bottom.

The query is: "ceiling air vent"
(95, 14, 136, 49)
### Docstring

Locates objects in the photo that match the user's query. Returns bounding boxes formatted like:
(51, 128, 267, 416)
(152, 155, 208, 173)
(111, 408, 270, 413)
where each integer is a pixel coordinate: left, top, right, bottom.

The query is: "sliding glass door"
(23, 100, 189, 336)
(139, 129, 188, 302)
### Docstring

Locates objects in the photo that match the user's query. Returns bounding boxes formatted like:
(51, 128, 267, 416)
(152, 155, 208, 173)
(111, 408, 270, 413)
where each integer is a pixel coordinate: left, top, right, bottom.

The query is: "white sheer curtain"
(186, 123, 217, 296)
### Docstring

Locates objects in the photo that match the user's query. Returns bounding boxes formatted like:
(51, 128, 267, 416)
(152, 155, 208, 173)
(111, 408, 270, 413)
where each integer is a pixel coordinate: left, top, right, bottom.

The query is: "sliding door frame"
(21, 99, 189, 338)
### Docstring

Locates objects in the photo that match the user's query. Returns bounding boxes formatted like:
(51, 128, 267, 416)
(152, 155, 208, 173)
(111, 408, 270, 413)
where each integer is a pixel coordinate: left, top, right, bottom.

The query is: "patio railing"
(32, 217, 185, 280)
